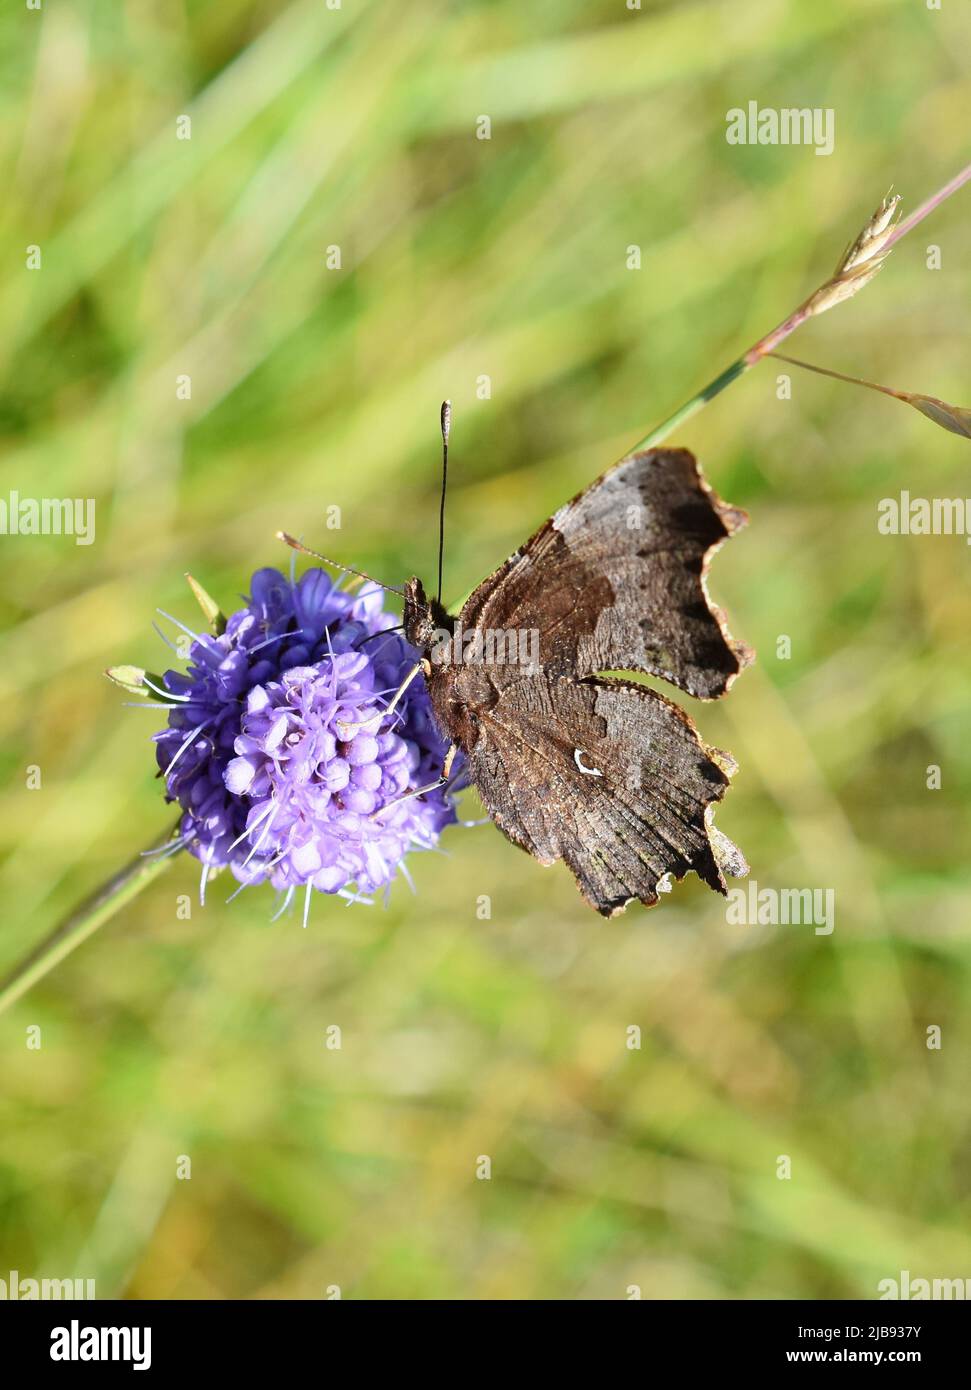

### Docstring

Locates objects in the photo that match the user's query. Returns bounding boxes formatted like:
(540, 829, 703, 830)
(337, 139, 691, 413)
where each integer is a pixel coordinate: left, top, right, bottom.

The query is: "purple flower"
(153, 567, 461, 913)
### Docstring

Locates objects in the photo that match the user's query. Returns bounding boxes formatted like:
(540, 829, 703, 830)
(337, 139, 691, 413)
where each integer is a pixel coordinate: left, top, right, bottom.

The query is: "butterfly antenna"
(436, 400, 450, 605)
(275, 532, 404, 595)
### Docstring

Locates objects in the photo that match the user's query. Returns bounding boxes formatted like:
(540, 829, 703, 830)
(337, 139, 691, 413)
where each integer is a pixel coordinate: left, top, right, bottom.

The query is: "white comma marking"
(574, 749, 603, 777)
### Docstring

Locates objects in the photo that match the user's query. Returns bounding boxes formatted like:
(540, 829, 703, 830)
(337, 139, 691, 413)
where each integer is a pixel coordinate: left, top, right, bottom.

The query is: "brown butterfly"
(284, 407, 752, 915)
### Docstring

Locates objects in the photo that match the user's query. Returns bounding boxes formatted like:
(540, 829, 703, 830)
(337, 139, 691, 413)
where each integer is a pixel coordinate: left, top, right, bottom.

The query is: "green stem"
(0, 820, 182, 1018)
(625, 160, 971, 457)
(629, 358, 748, 452)
(625, 305, 813, 454)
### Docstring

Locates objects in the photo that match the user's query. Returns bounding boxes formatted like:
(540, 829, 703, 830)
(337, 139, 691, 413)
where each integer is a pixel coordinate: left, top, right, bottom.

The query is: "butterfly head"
(402, 576, 454, 657)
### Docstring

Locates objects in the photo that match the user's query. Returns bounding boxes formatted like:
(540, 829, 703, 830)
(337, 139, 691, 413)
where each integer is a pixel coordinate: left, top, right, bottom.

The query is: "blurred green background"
(1, 0, 970, 1300)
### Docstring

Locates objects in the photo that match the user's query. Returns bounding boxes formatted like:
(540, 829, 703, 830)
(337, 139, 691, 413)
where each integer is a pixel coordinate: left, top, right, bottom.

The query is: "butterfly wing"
(456, 671, 743, 916)
(459, 447, 751, 699)
(427, 446, 750, 912)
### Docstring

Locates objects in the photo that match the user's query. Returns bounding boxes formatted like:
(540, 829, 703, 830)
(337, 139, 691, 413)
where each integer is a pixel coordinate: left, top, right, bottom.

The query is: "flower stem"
(0, 820, 182, 1018)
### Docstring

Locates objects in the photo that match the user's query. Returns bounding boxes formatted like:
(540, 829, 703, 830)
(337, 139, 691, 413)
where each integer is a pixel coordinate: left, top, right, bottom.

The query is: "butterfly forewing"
(459, 447, 752, 699)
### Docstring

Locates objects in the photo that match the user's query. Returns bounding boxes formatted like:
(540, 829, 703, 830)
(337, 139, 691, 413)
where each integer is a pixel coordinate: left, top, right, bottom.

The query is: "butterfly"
(397, 416, 753, 916)
(282, 411, 752, 916)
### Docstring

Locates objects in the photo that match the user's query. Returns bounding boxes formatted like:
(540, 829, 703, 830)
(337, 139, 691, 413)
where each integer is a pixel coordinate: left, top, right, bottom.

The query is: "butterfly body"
(403, 447, 752, 916)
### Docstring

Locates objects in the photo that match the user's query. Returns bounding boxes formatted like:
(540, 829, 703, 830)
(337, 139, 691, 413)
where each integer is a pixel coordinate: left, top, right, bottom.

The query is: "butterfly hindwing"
(459, 673, 740, 916)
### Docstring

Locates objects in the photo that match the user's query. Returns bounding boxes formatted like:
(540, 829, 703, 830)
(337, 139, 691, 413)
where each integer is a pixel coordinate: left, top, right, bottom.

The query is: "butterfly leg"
(369, 741, 459, 819)
(442, 741, 458, 780)
(337, 658, 430, 739)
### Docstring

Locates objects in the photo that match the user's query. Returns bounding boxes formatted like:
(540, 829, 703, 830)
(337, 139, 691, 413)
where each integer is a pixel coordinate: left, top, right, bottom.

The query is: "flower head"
(151, 567, 460, 910)
(806, 190, 901, 316)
